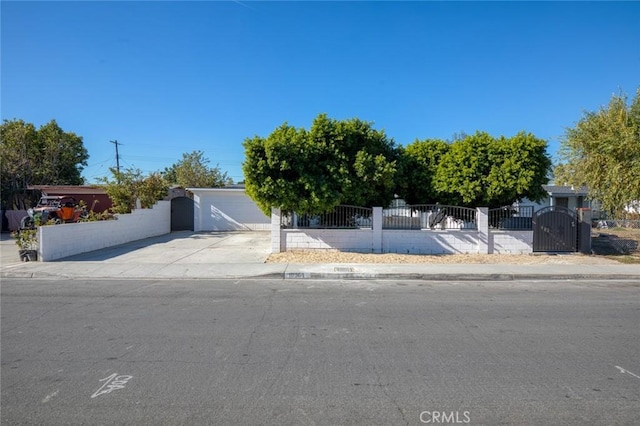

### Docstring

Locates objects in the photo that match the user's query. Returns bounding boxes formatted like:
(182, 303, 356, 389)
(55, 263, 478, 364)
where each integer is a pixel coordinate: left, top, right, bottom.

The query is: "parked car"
(20, 196, 87, 229)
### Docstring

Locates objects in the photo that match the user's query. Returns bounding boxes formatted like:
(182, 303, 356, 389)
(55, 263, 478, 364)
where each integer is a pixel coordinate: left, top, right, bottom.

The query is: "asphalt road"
(2, 278, 639, 425)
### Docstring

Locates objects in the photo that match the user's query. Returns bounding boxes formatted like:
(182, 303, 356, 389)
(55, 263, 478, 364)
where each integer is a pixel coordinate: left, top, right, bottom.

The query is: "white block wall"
(275, 207, 536, 255)
(39, 201, 170, 261)
(383, 230, 479, 254)
(283, 229, 374, 252)
(490, 231, 534, 254)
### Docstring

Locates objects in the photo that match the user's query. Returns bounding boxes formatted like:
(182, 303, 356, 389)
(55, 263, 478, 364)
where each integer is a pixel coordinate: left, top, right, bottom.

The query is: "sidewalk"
(2, 260, 640, 281)
(1, 232, 639, 281)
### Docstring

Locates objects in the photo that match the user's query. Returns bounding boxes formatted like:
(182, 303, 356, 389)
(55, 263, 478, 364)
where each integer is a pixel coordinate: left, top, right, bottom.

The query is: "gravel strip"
(266, 251, 619, 265)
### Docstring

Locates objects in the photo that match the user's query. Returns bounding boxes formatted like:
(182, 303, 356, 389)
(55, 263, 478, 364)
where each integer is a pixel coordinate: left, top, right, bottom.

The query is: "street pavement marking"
(91, 373, 133, 398)
(42, 390, 59, 403)
(615, 365, 640, 380)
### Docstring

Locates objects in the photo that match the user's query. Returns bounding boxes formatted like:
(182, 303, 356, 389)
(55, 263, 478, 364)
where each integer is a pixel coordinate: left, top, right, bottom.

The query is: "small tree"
(163, 150, 232, 188)
(100, 168, 168, 214)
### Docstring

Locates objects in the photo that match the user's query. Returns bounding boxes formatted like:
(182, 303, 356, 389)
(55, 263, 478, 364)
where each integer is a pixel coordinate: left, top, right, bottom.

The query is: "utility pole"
(110, 140, 121, 175)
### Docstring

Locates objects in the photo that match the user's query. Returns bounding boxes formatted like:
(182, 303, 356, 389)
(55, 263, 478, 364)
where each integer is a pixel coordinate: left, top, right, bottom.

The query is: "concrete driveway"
(1, 232, 22, 267)
(1, 231, 272, 265)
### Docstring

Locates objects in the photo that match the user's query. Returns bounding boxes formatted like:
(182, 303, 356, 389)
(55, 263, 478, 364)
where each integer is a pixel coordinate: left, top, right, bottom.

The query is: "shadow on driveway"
(61, 231, 271, 264)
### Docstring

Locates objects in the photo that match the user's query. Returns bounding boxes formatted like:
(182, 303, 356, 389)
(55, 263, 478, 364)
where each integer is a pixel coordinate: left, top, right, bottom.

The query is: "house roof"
(542, 185, 588, 196)
(186, 184, 246, 192)
(186, 187, 245, 193)
(28, 185, 108, 195)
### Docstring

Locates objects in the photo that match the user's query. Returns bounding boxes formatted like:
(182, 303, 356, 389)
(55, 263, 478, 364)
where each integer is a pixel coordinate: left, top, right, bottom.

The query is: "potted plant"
(12, 228, 38, 262)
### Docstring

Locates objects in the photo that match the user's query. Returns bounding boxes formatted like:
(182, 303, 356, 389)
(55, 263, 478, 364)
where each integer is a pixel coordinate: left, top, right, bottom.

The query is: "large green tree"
(163, 150, 232, 188)
(0, 119, 89, 209)
(433, 131, 494, 206)
(557, 89, 640, 216)
(485, 132, 551, 206)
(410, 131, 551, 207)
(396, 138, 450, 204)
(243, 114, 398, 215)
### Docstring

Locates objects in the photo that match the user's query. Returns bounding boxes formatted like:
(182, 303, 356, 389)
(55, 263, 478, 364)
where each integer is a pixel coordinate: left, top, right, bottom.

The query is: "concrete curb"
(3, 269, 640, 282)
(282, 272, 640, 281)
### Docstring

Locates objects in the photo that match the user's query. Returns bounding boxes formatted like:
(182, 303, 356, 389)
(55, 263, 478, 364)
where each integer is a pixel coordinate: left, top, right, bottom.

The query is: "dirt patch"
(591, 227, 640, 264)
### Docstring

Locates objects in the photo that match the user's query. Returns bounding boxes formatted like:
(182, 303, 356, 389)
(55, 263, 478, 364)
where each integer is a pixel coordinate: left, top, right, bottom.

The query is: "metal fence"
(382, 204, 477, 230)
(488, 206, 534, 230)
(280, 205, 373, 229)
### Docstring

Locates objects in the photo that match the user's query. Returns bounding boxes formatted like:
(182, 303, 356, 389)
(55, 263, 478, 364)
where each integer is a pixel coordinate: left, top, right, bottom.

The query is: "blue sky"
(2, 1, 639, 184)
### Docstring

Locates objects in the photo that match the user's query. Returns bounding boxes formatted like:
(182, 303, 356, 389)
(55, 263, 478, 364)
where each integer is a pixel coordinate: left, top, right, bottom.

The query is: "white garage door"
(192, 189, 270, 232)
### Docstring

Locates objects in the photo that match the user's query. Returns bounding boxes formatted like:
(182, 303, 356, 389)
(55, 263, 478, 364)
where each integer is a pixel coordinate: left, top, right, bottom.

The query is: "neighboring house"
(518, 185, 593, 213)
(28, 185, 112, 213)
(541, 185, 590, 210)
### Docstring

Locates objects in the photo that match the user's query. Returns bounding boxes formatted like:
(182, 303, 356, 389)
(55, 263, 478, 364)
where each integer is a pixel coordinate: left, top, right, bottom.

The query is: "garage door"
(195, 191, 270, 231)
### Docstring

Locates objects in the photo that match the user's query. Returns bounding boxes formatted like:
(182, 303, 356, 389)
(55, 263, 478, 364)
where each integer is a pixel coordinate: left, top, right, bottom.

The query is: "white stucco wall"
(39, 201, 170, 261)
(190, 188, 270, 232)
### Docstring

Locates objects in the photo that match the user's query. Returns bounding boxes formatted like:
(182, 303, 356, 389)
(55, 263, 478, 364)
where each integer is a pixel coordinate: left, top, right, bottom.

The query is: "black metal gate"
(533, 206, 577, 252)
(171, 196, 194, 231)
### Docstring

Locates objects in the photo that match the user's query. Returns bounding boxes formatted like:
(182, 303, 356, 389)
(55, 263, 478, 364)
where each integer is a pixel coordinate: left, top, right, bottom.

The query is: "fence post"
(373, 207, 382, 253)
(271, 207, 281, 253)
(477, 207, 490, 254)
(38, 225, 44, 262)
(577, 208, 592, 254)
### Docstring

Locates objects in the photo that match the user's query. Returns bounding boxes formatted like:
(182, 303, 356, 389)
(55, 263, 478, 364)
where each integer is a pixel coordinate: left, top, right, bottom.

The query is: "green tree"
(0, 119, 88, 209)
(558, 89, 640, 216)
(163, 150, 232, 188)
(100, 168, 168, 214)
(432, 131, 551, 207)
(243, 122, 337, 215)
(332, 117, 399, 207)
(433, 131, 494, 206)
(485, 132, 551, 206)
(396, 139, 450, 204)
(242, 114, 398, 215)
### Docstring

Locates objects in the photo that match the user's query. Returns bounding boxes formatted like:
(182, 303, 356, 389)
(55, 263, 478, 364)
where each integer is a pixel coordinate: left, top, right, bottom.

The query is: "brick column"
(271, 207, 281, 253)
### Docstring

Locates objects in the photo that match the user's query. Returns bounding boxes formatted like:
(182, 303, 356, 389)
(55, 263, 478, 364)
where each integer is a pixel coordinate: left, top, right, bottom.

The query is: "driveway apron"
(56, 231, 271, 264)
